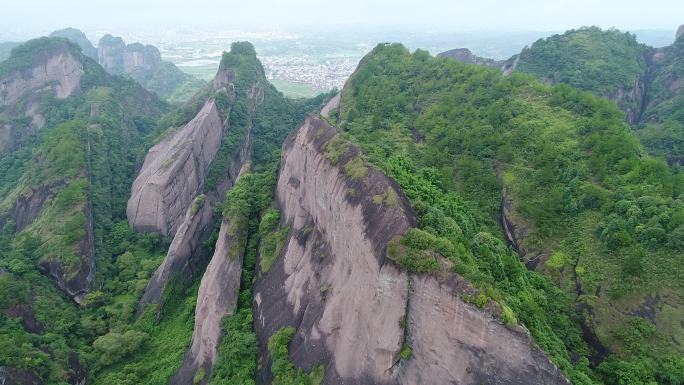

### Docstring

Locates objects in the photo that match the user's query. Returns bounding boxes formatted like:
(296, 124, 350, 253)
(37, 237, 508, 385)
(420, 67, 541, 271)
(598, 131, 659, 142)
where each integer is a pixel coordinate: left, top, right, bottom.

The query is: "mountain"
(440, 25, 684, 165)
(46, 28, 204, 103)
(97, 34, 205, 103)
(91, 41, 329, 385)
(330, 43, 683, 384)
(0, 37, 167, 384)
(2, 32, 683, 385)
(50, 28, 98, 60)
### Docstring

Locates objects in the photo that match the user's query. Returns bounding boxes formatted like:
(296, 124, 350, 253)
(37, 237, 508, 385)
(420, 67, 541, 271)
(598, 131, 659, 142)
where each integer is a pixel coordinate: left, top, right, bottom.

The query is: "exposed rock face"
(0, 185, 57, 232)
(501, 192, 545, 269)
(404, 275, 566, 384)
(438, 48, 504, 68)
(320, 93, 340, 118)
(171, 219, 244, 385)
(0, 367, 41, 385)
(0, 47, 83, 106)
(38, 202, 96, 305)
(677, 24, 684, 41)
(98, 35, 163, 75)
(255, 116, 413, 384)
(137, 194, 214, 311)
(254, 116, 569, 385)
(127, 100, 223, 236)
(97, 35, 126, 73)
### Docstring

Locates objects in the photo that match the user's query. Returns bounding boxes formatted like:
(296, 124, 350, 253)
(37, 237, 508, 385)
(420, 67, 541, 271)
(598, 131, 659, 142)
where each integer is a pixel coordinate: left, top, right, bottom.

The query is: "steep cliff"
(170, 217, 244, 385)
(134, 42, 266, 314)
(127, 100, 224, 236)
(0, 38, 83, 107)
(253, 116, 568, 385)
(97, 34, 203, 102)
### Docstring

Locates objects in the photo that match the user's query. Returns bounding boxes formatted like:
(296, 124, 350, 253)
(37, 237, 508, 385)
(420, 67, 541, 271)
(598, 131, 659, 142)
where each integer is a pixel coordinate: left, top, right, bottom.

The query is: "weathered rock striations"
(254, 116, 569, 385)
(0, 45, 83, 107)
(137, 194, 214, 312)
(127, 100, 223, 236)
(171, 218, 244, 385)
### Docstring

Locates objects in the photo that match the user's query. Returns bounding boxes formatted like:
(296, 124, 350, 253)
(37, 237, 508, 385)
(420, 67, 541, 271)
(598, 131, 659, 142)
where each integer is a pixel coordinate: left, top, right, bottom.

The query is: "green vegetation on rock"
(338, 42, 684, 384)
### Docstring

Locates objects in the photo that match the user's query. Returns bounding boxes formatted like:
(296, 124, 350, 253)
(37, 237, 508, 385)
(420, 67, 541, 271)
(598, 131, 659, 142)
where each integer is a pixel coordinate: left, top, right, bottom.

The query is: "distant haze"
(1, 0, 682, 37)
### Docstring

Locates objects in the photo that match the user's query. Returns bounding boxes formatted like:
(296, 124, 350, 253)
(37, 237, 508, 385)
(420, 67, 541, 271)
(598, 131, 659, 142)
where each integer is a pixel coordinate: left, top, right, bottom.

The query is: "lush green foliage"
(515, 27, 647, 96)
(0, 39, 170, 384)
(268, 327, 325, 385)
(338, 43, 684, 384)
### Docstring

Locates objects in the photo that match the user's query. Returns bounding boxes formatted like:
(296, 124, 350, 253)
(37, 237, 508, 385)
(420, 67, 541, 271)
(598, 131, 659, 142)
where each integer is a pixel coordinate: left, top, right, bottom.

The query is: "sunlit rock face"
(254, 116, 570, 385)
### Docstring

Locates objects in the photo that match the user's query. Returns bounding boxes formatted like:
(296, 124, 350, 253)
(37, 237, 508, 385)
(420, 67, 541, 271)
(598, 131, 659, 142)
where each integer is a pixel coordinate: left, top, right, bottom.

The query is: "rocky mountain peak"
(0, 38, 84, 106)
(49, 28, 97, 60)
(677, 24, 684, 41)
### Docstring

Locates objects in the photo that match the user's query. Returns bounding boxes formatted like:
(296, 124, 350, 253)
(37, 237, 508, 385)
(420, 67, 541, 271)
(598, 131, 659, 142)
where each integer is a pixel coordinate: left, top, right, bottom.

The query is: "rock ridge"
(254, 116, 570, 385)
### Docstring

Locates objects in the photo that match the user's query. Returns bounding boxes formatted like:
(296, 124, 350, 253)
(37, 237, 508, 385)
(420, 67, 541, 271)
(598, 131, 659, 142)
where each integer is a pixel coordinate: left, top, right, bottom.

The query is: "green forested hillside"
(514, 27, 647, 98)
(335, 43, 684, 385)
(0, 38, 172, 384)
(507, 26, 684, 166)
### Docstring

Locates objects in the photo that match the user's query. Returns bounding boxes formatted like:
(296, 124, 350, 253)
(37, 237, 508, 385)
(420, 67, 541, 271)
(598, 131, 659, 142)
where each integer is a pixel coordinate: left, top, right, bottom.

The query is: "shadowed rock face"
(127, 100, 223, 236)
(171, 219, 244, 385)
(38, 202, 96, 305)
(438, 48, 504, 68)
(677, 25, 684, 41)
(137, 194, 214, 312)
(254, 116, 569, 385)
(0, 47, 83, 107)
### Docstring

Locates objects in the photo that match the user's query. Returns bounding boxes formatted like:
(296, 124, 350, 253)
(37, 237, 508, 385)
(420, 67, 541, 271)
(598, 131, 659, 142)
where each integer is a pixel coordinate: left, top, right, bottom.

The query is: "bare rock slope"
(0, 43, 83, 107)
(171, 218, 245, 385)
(254, 116, 569, 385)
(127, 100, 223, 236)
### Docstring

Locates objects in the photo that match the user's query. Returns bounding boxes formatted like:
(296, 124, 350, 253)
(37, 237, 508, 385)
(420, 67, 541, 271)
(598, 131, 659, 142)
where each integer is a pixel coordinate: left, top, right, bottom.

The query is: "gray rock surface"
(127, 100, 223, 236)
(320, 93, 340, 118)
(137, 193, 214, 312)
(677, 24, 684, 41)
(254, 116, 569, 385)
(438, 48, 504, 68)
(171, 219, 244, 385)
(0, 49, 83, 106)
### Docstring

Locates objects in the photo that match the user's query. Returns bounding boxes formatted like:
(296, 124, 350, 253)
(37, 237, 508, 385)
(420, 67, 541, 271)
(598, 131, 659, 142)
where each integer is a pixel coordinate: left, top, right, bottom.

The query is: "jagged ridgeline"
(94, 41, 328, 385)
(332, 43, 684, 384)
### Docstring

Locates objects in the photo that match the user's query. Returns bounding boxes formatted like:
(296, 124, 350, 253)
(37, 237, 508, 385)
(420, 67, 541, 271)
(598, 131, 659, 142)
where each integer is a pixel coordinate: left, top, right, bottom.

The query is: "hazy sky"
(2, 0, 683, 33)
